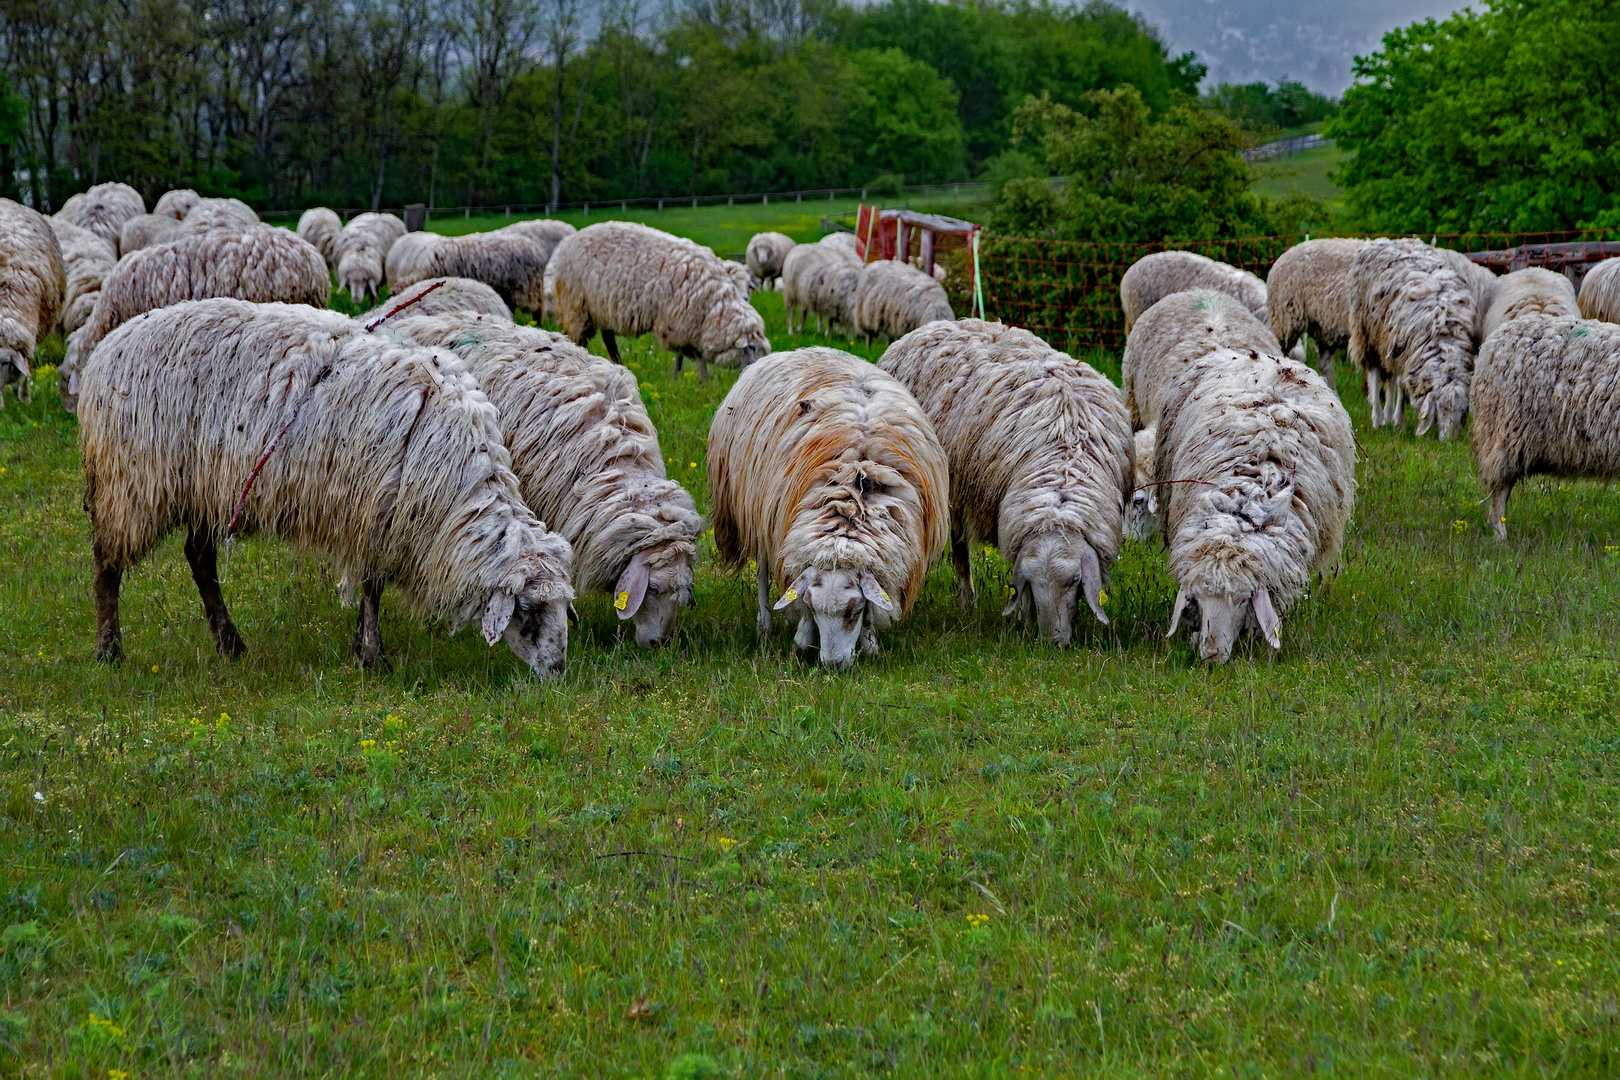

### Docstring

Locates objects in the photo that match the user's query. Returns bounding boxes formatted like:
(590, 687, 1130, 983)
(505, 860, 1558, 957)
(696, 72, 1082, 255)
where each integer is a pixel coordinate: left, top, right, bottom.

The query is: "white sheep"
(782, 239, 862, 336)
(77, 299, 575, 674)
(118, 214, 180, 255)
(61, 225, 330, 410)
(386, 313, 704, 648)
(297, 207, 343, 268)
(1470, 314, 1620, 540)
(0, 199, 65, 404)
(1120, 250, 1267, 332)
(501, 218, 577, 261)
(1434, 245, 1499, 342)
(878, 319, 1133, 644)
(1348, 238, 1477, 438)
(1480, 267, 1579, 343)
(1124, 427, 1158, 541)
(1121, 288, 1281, 430)
(1155, 347, 1356, 663)
(547, 221, 769, 379)
(853, 259, 955, 345)
(708, 346, 949, 670)
(724, 260, 753, 302)
(175, 197, 260, 236)
(55, 183, 145, 255)
(152, 189, 201, 221)
(746, 232, 795, 289)
(47, 217, 116, 335)
(387, 227, 554, 315)
(363, 277, 512, 323)
(334, 212, 406, 304)
(1265, 238, 1369, 391)
(1578, 258, 1620, 324)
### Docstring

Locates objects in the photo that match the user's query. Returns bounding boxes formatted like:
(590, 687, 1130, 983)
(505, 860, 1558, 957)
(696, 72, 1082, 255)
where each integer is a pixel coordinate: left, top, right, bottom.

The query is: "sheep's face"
(483, 584, 570, 679)
(1003, 532, 1108, 646)
(1416, 383, 1469, 441)
(774, 566, 893, 672)
(0, 346, 26, 393)
(714, 330, 770, 370)
(1167, 586, 1282, 665)
(614, 551, 694, 649)
(1124, 487, 1158, 541)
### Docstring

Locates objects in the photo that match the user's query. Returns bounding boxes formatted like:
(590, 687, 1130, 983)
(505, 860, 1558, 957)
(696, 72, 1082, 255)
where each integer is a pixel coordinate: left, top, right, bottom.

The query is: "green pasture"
(1, 286, 1617, 1077)
(1250, 144, 1350, 211)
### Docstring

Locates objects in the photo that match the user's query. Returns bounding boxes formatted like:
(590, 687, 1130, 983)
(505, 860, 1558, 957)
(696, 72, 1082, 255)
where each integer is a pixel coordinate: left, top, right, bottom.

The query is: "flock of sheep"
(3, 182, 1620, 674)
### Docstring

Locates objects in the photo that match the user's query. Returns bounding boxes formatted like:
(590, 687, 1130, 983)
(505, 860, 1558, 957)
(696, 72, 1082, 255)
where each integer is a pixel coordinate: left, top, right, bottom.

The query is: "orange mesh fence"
(977, 229, 1620, 355)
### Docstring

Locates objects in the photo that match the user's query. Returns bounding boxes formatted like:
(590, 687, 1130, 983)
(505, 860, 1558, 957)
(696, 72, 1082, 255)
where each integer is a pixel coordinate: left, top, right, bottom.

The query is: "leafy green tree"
(844, 47, 963, 184)
(1203, 79, 1337, 137)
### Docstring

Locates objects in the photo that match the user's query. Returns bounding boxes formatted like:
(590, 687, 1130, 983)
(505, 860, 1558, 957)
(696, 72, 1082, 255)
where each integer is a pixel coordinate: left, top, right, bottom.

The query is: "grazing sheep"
(708, 346, 948, 670)
(547, 221, 769, 379)
(1122, 288, 1282, 430)
(60, 225, 330, 410)
(853, 259, 955, 345)
(152, 189, 200, 221)
(47, 218, 116, 335)
(118, 213, 180, 255)
(78, 299, 575, 674)
(1265, 238, 1368, 391)
(297, 207, 343, 267)
(1125, 427, 1159, 541)
(363, 277, 512, 323)
(746, 232, 795, 289)
(1120, 250, 1268, 332)
(1480, 267, 1579, 342)
(1471, 314, 1620, 540)
(1155, 347, 1356, 663)
(1348, 238, 1478, 438)
(821, 231, 860, 256)
(723, 260, 753, 302)
(501, 218, 576, 261)
(55, 183, 145, 255)
(335, 212, 406, 304)
(1434, 245, 1499, 341)
(782, 240, 862, 336)
(879, 320, 1132, 644)
(387, 313, 703, 648)
(1578, 258, 1620, 323)
(0, 199, 65, 404)
(387, 228, 553, 315)
(176, 198, 260, 236)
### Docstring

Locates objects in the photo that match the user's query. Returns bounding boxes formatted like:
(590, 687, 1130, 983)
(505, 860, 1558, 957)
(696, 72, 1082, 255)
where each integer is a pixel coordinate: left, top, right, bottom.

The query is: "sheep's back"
(1578, 258, 1620, 324)
(1121, 251, 1267, 331)
(1265, 238, 1366, 351)
(0, 199, 66, 346)
(1122, 289, 1280, 429)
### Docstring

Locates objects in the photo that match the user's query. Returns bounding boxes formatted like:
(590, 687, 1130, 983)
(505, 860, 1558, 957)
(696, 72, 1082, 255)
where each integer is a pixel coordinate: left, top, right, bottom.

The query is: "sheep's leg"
(601, 328, 623, 365)
(694, 352, 709, 383)
(1366, 369, 1382, 427)
(1490, 484, 1512, 541)
(672, 351, 683, 375)
(352, 576, 385, 671)
(184, 527, 245, 659)
(93, 539, 124, 663)
(1390, 382, 1405, 428)
(951, 532, 975, 609)
(756, 561, 772, 640)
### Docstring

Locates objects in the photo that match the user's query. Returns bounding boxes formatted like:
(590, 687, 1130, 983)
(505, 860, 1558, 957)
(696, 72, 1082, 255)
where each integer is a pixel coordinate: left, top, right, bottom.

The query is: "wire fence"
(977, 229, 1620, 355)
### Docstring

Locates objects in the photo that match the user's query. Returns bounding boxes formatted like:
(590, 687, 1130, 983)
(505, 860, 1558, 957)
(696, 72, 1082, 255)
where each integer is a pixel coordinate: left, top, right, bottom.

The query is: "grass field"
(1250, 145, 1350, 212)
(3, 286, 1619, 1078)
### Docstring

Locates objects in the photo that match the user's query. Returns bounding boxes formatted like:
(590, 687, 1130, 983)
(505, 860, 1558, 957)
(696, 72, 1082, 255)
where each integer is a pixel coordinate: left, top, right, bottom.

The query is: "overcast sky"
(1128, 1, 1477, 96)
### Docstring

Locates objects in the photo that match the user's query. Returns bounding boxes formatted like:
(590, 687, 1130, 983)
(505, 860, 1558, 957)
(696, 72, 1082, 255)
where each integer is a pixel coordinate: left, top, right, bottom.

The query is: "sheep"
(0, 199, 65, 405)
(1434, 245, 1499, 342)
(1265, 238, 1369, 391)
(1155, 347, 1356, 663)
(297, 207, 343, 267)
(1579, 258, 1620, 323)
(334, 212, 406, 304)
(724, 260, 753, 302)
(55, 182, 145, 255)
(77, 298, 575, 674)
(1121, 288, 1282, 430)
(1125, 427, 1159, 541)
(500, 218, 576, 263)
(60, 225, 330, 411)
(782, 240, 862, 336)
(152, 189, 200, 221)
(47, 217, 116, 335)
(1348, 238, 1478, 438)
(878, 319, 1132, 644)
(175, 198, 260, 236)
(746, 231, 795, 289)
(708, 346, 949, 670)
(387, 228, 554, 315)
(853, 259, 955, 345)
(363, 277, 512, 323)
(821, 231, 860, 256)
(1480, 267, 1579, 343)
(1470, 314, 1620, 540)
(118, 213, 180, 255)
(385, 313, 703, 648)
(547, 221, 769, 379)
(1120, 250, 1268, 332)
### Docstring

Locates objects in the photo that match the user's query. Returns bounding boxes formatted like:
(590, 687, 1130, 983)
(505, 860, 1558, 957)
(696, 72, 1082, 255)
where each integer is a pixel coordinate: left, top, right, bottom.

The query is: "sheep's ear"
(613, 554, 650, 620)
(1001, 580, 1022, 618)
(860, 573, 894, 611)
(1414, 393, 1435, 436)
(482, 592, 516, 645)
(1166, 587, 1191, 638)
(774, 568, 814, 610)
(567, 602, 579, 628)
(1078, 545, 1109, 625)
(1252, 587, 1282, 649)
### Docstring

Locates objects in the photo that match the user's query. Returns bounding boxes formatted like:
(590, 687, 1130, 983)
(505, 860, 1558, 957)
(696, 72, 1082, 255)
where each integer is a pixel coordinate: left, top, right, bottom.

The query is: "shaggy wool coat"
(297, 207, 343, 268)
(1122, 288, 1281, 430)
(1120, 250, 1267, 332)
(0, 198, 66, 392)
(1348, 238, 1477, 420)
(56, 182, 145, 255)
(1578, 258, 1620, 324)
(1265, 238, 1368, 355)
(47, 218, 116, 334)
(335, 212, 406, 304)
(854, 259, 955, 342)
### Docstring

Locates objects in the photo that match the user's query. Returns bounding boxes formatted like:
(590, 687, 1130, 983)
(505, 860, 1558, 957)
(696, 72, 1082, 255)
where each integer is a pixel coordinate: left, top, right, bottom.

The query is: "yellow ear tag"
(782, 588, 798, 604)
(879, 588, 891, 603)
(1098, 589, 1109, 605)
(614, 591, 630, 610)
(1275, 624, 1283, 643)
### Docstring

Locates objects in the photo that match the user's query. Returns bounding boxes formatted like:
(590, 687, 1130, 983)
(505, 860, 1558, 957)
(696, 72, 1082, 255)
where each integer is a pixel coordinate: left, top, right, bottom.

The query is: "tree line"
(0, 0, 1204, 215)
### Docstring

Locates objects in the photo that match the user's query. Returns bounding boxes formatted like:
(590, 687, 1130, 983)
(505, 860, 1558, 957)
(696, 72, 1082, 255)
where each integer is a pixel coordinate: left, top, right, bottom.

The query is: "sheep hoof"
(95, 628, 122, 664)
(215, 625, 246, 659)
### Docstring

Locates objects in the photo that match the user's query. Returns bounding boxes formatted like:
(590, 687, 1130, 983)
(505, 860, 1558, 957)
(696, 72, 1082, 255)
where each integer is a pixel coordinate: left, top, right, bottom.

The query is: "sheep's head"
(1002, 531, 1109, 646)
(1124, 486, 1158, 541)
(713, 328, 770, 370)
(1415, 381, 1469, 441)
(0, 342, 27, 397)
(613, 549, 695, 649)
(1167, 585, 1282, 664)
(774, 565, 893, 672)
(482, 575, 574, 680)
(338, 258, 378, 305)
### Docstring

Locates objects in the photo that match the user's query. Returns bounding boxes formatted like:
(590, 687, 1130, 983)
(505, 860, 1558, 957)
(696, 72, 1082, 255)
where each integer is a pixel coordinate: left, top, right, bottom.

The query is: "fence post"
(505, 205, 510, 218)
(763, 194, 768, 206)
(728, 196, 733, 207)
(829, 190, 834, 201)
(584, 202, 589, 217)
(796, 192, 802, 203)
(692, 196, 697, 209)
(658, 198, 663, 211)
(861, 188, 867, 201)
(464, 206, 470, 219)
